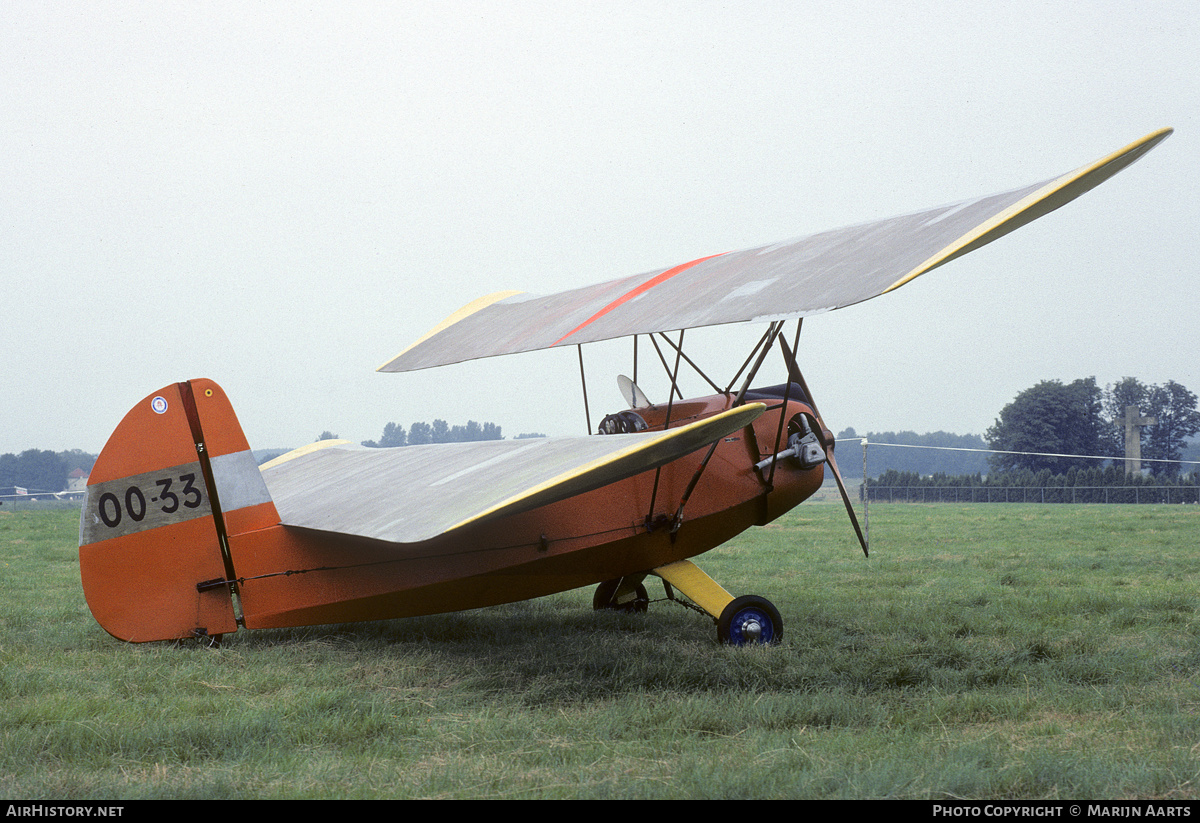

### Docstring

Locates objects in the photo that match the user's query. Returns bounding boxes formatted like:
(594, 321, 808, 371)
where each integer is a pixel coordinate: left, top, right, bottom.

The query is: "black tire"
(593, 579, 649, 613)
(717, 595, 782, 645)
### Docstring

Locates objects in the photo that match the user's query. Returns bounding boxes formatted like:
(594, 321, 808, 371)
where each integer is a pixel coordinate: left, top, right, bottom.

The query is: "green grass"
(3, 502, 1200, 798)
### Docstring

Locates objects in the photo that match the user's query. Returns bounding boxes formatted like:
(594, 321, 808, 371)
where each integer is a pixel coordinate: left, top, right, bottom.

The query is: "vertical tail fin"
(79, 379, 278, 642)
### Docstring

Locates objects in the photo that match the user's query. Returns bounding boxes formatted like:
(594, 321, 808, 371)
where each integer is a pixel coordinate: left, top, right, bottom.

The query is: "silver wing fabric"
(261, 403, 764, 545)
(380, 128, 1171, 374)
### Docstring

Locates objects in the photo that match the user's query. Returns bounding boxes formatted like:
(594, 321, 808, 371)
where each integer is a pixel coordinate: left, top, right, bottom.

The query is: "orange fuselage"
(231, 391, 826, 631)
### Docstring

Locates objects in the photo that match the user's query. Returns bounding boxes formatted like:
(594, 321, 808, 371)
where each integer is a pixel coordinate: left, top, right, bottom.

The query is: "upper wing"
(380, 128, 1171, 374)
(260, 402, 764, 545)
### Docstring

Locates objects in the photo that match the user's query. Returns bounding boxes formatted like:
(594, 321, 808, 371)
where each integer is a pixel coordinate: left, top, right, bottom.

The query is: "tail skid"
(79, 379, 278, 642)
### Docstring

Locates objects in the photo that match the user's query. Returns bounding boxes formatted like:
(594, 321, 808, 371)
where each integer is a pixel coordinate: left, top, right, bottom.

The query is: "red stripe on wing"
(551, 253, 725, 346)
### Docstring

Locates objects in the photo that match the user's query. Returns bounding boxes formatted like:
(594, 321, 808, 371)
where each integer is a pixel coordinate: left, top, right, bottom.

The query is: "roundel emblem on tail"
(151, 396, 168, 414)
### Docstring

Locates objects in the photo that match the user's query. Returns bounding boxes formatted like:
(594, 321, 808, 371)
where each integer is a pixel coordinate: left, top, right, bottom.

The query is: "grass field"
(3, 501, 1200, 799)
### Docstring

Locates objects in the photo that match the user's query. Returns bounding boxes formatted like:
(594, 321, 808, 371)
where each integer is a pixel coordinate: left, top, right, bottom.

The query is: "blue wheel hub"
(728, 606, 776, 645)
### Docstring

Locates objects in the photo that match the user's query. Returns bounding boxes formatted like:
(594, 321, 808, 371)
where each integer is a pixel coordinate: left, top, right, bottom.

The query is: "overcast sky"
(3, 1, 1196, 457)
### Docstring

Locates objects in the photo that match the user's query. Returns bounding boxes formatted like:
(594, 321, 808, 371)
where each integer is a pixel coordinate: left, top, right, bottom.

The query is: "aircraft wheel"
(592, 579, 649, 613)
(717, 596, 782, 646)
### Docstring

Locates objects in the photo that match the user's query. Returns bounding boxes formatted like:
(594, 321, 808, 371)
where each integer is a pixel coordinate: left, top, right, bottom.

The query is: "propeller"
(617, 374, 652, 408)
(777, 331, 869, 558)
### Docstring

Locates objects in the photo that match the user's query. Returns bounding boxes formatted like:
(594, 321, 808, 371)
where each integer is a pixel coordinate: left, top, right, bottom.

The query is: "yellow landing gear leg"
(653, 560, 783, 646)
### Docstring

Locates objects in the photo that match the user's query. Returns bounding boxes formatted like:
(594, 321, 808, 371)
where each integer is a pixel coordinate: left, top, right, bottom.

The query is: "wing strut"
(577, 344, 592, 435)
(734, 322, 785, 407)
(647, 334, 684, 400)
(764, 321, 804, 490)
(657, 332, 723, 396)
(724, 324, 777, 395)
(646, 330, 687, 526)
(670, 438, 722, 538)
(778, 326, 869, 557)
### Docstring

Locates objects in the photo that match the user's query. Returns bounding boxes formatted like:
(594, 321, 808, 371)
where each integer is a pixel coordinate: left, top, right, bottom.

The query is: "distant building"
(67, 468, 88, 493)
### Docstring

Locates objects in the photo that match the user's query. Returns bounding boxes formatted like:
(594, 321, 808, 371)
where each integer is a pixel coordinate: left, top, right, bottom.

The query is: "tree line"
(359, 419, 504, 448)
(831, 377, 1198, 483)
(859, 376, 1200, 501)
(0, 449, 95, 496)
(985, 377, 1200, 477)
(833, 429, 990, 479)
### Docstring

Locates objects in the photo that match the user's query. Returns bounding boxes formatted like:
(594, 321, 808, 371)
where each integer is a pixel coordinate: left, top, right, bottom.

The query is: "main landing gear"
(592, 577, 649, 613)
(593, 561, 783, 646)
(716, 595, 782, 645)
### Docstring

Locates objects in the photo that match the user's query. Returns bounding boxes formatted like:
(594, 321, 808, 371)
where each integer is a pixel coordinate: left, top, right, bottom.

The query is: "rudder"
(79, 379, 278, 642)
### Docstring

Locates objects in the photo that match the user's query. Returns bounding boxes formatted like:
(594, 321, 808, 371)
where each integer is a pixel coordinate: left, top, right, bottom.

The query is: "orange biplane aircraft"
(80, 128, 1171, 646)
